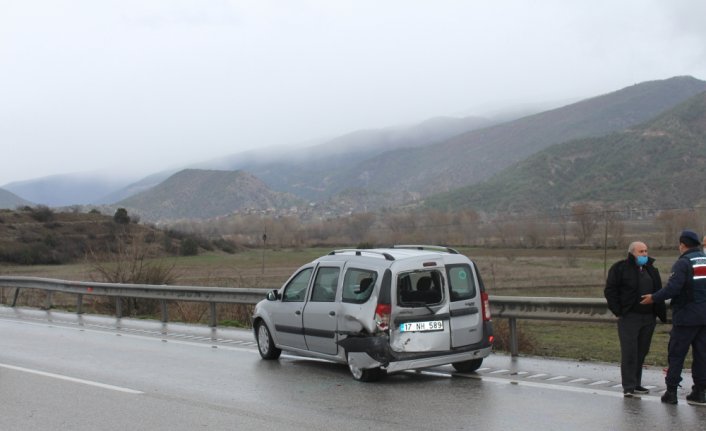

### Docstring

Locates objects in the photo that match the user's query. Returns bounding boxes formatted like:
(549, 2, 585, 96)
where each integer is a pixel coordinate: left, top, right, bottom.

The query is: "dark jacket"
(604, 254, 667, 322)
(652, 247, 706, 326)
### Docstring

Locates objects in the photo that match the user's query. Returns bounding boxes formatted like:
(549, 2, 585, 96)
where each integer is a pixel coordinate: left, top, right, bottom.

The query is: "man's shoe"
(661, 390, 678, 404)
(623, 390, 636, 398)
(686, 387, 706, 406)
(634, 386, 649, 394)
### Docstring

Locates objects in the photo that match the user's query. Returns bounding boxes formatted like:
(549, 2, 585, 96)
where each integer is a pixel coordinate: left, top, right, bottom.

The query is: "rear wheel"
(452, 358, 483, 373)
(348, 363, 385, 382)
(256, 321, 281, 360)
(347, 354, 385, 382)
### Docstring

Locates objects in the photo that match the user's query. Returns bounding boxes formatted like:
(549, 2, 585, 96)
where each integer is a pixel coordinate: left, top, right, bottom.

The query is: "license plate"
(399, 320, 444, 332)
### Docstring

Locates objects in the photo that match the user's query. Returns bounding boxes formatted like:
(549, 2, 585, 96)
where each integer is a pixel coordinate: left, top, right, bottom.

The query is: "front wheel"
(256, 321, 281, 360)
(452, 358, 483, 373)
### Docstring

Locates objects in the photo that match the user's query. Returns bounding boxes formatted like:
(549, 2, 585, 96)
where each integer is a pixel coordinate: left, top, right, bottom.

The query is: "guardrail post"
(116, 298, 123, 318)
(209, 302, 217, 327)
(44, 291, 53, 310)
(509, 317, 518, 357)
(76, 294, 84, 315)
(12, 288, 20, 307)
(161, 300, 169, 323)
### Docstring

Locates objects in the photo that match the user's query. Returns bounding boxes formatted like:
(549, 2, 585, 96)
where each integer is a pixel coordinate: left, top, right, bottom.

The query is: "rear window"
(446, 264, 477, 301)
(342, 268, 377, 304)
(397, 270, 443, 306)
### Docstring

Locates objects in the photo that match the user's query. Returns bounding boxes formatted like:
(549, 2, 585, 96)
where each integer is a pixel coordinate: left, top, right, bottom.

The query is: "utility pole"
(261, 228, 267, 276)
(603, 210, 609, 279)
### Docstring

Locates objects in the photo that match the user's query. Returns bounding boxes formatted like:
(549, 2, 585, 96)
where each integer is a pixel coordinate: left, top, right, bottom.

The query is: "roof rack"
(391, 245, 459, 254)
(329, 249, 395, 261)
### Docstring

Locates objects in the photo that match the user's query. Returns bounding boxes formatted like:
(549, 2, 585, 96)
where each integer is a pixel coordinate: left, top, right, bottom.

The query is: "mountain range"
(3, 76, 706, 220)
(0, 188, 31, 209)
(117, 169, 304, 221)
(425, 88, 706, 213)
(1, 114, 499, 207)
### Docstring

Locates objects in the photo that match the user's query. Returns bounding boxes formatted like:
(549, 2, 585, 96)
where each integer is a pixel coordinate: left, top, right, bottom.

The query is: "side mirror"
(266, 289, 280, 301)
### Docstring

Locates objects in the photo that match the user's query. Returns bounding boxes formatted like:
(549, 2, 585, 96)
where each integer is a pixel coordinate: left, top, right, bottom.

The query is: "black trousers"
(666, 324, 706, 389)
(617, 312, 656, 390)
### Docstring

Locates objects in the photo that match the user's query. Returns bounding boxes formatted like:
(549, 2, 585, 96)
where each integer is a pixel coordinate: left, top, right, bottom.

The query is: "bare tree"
(88, 232, 176, 285)
(345, 212, 376, 242)
(556, 207, 571, 248)
(420, 210, 452, 245)
(656, 209, 698, 247)
(572, 204, 600, 244)
(521, 218, 548, 248)
(453, 209, 480, 246)
(381, 212, 419, 244)
(490, 215, 521, 248)
(605, 210, 626, 248)
(87, 232, 177, 317)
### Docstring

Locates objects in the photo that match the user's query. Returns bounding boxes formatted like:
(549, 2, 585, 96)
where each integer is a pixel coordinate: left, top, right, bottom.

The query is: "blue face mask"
(636, 255, 648, 266)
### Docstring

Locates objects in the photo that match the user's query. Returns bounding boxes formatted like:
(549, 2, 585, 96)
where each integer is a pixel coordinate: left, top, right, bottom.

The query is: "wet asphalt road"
(1, 306, 704, 430)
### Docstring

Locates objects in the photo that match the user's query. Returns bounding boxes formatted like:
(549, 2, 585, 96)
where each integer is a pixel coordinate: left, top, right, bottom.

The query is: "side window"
(342, 268, 377, 304)
(283, 268, 313, 302)
(310, 267, 340, 302)
(447, 264, 477, 301)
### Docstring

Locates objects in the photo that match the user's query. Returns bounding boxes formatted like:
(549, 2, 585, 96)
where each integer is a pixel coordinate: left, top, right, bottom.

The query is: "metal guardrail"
(0, 276, 265, 328)
(0, 276, 624, 356)
(490, 295, 617, 356)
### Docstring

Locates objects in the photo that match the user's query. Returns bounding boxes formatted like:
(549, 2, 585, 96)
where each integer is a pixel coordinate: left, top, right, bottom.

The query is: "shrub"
(113, 208, 131, 224)
(30, 205, 55, 222)
(180, 238, 199, 256)
(213, 238, 237, 254)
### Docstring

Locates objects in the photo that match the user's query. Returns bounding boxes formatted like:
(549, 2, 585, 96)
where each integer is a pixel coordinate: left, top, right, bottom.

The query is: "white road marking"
(0, 362, 143, 394)
(473, 374, 662, 401)
(527, 373, 547, 379)
(546, 375, 568, 381)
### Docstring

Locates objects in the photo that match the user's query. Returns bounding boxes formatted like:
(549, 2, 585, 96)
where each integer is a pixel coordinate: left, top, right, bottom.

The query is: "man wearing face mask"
(605, 241, 667, 397)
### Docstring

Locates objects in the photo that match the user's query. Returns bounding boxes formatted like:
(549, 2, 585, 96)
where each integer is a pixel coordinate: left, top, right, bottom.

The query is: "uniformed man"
(641, 229, 706, 406)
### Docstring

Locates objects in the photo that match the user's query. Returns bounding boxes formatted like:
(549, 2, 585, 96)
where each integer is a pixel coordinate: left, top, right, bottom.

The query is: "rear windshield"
(446, 264, 477, 301)
(397, 270, 443, 306)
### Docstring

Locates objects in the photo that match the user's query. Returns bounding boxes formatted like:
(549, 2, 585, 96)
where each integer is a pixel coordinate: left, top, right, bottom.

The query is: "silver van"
(252, 246, 493, 381)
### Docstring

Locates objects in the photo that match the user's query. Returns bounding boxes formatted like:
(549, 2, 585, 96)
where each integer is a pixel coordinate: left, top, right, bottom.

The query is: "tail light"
(481, 291, 491, 321)
(375, 303, 391, 332)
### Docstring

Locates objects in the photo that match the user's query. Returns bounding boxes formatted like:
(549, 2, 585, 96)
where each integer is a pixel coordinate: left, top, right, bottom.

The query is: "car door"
(391, 268, 451, 352)
(302, 264, 342, 355)
(271, 267, 312, 350)
(446, 263, 483, 347)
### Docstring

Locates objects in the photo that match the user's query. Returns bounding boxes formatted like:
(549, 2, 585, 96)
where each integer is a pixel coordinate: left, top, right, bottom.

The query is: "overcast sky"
(1, 0, 706, 186)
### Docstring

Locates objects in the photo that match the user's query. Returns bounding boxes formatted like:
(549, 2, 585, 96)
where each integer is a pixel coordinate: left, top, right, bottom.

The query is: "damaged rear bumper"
(338, 334, 492, 373)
